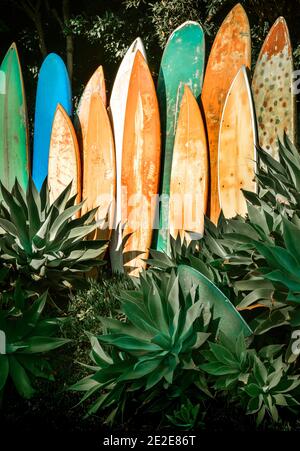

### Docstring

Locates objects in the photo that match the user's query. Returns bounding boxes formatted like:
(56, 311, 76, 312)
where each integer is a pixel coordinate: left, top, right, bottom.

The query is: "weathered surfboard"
(33, 53, 72, 191)
(201, 3, 251, 224)
(169, 85, 208, 242)
(109, 38, 147, 273)
(252, 17, 296, 159)
(157, 21, 205, 253)
(81, 92, 116, 241)
(122, 51, 161, 276)
(48, 104, 81, 205)
(75, 65, 106, 157)
(218, 66, 257, 218)
(0, 43, 29, 191)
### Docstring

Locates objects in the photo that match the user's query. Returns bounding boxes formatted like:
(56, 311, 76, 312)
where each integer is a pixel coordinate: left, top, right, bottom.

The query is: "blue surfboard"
(32, 53, 72, 190)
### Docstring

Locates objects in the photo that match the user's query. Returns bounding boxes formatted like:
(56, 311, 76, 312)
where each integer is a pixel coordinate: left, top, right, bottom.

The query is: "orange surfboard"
(169, 85, 208, 242)
(81, 92, 116, 240)
(218, 66, 257, 218)
(75, 65, 106, 158)
(201, 3, 251, 224)
(252, 17, 296, 160)
(122, 51, 161, 276)
(48, 104, 81, 204)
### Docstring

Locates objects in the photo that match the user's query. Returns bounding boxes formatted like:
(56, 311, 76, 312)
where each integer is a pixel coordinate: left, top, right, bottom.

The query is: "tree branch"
(9, 0, 47, 56)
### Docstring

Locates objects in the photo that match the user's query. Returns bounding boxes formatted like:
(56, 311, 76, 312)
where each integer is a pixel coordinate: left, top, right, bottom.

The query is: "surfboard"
(218, 66, 257, 219)
(0, 43, 29, 192)
(33, 53, 72, 191)
(81, 92, 116, 241)
(178, 265, 253, 338)
(252, 17, 296, 160)
(201, 3, 251, 224)
(169, 85, 208, 242)
(75, 65, 106, 158)
(122, 51, 161, 276)
(48, 104, 81, 205)
(109, 38, 147, 273)
(157, 21, 205, 253)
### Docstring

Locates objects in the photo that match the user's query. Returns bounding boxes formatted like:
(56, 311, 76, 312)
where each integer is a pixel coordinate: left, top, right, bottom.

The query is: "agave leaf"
(34, 318, 64, 336)
(191, 332, 210, 349)
(17, 336, 71, 354)
(242, 189, 262, 206)
(253, 309, 290, 335)
(237, 288, 274, 309)
(69, 375, 100, 392)
(0, 182, 30, 253)
(208, 342, 237, 366)
(54, 207, 98, 244)
(26, 180, 41, 238)
(90, 335, 113, 367)
(282, 217, 300, 265)
(17, 355, 54, 380)
(99, 317, 152, 340)
(32, 210, 54, 248)
(8, 355, 35, 398)
(0, 355, 9, 391)
(0, 218, 19, 237)
(51, 182, 73, 213)
(257, 147, 286, 176)
(180, 300, 203, 341)
(188, 255, 213, 280)
(235, 278, 273, 292)
(121, 302, 159, 336)
(264, 270, 300, 292)
(200, 361, 239, 376)
(247, 203, 273, 238)
(12, 180, 28, 214)
(178, 265, 252, 339)
(254, 242, 300, 278)
(280, 145, 300, 190)
(119, 359, 161, 381)
(49, 203, 84, 241)
(98, 334, 162, 353)
(8, 292, 47, 341)
(66, 223, 98, 241)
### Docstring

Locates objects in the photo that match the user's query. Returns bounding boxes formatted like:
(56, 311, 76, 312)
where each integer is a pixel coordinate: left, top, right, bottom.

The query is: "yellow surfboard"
(201, 4, 251, 223)
(122, 51, 161, 276)
(169, 85, 208, 242)
(81, 92, 116, 240)
(48, 104, 81, 204)
(75, 65, 106, 159)
(218, 66, 257, 218)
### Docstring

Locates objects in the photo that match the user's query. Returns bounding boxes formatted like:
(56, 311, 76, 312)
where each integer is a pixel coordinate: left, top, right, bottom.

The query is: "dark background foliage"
(1, 0, 300, 138)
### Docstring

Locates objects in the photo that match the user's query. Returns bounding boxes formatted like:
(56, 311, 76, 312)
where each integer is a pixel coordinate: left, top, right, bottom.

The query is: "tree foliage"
(1, 0, 300, 121)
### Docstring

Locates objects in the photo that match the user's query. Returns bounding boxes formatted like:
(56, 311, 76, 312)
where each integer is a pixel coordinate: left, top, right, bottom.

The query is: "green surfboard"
(156, 21, 205, 253)
(178, 265, 253, 339)
(0, 43, 29, 192)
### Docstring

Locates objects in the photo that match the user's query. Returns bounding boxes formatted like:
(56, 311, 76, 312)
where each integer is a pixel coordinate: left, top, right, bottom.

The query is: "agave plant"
(0, 286, 70, 399)
(148, 215, 236, 300)
(200, 336, 300, 425)
(166, 398, 203, 430)
(70, 270, 220, 421)
(243, 134, 300, 216)
(0, 178, 107, 293)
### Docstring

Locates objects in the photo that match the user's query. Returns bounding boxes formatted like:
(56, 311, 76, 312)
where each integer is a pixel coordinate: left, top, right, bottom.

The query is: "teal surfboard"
(0, 43, 29, 191)
(156, 21, 205, 253)
(33, 53, 72, 191)
(178, 265, 253, 339)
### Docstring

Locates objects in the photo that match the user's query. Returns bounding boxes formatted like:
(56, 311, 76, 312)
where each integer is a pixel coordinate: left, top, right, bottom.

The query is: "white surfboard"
(109, 37, 147, 273)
